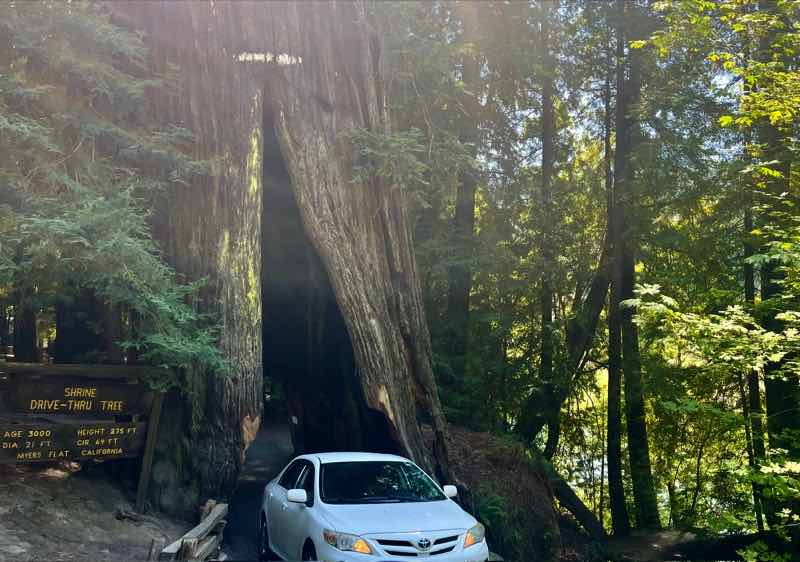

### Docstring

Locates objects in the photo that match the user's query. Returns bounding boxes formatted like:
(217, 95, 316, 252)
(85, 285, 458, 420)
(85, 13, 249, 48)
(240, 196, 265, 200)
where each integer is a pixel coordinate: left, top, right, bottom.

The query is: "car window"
(296, 463, 315, 505)
(320, 461, 446, 504)
(278, 460, 305, 489)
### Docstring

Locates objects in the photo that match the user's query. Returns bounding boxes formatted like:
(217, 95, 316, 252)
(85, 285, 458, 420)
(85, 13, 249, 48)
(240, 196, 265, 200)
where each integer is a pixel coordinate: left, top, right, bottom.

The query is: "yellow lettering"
(17, 450, 42, 460)
(63, 387, 97, 398)
(100, 400, 124, 412)
(28, 399, 62, 411)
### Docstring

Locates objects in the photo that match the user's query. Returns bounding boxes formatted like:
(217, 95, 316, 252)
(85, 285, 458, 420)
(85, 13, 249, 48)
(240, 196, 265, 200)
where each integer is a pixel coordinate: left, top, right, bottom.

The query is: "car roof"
(297, 452, 412, 464)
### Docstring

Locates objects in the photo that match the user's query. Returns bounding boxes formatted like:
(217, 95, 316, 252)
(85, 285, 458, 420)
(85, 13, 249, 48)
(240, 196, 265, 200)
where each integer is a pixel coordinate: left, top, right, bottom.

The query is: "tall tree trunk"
(116, 1, 460, 514)
(538, 0, 557, 460)
(607, 288, 630, 536)
(607, 8, 630, 536)
(744, 205, 766, 531)
(755, 4, 800, 536)
(262, 0, 453, 479)
(612, 0, 661, 530)
(0, 301, 8, 347)
(114, 0, 266, 514)
(446, 1, 481, 383)
(520, 43, 612, 448)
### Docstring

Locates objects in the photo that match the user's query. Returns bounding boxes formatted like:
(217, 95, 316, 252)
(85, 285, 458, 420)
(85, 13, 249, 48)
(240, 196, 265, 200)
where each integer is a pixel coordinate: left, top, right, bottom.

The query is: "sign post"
(0, 363, 166, 512)
(136, 391, 164, 512)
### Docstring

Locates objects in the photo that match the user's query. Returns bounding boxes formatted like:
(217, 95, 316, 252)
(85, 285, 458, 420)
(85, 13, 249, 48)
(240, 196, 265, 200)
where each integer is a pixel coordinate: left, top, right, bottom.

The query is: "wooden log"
(183, 504, 228, 542)
(179, 538, 198, 560)
(190, 531, 223, 562)
(158, 538, 183, 561)
(136, 392, 164, 512)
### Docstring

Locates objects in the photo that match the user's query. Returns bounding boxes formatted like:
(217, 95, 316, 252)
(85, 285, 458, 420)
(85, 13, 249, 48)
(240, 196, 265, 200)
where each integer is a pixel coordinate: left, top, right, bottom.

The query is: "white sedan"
(258, 452, 489, 561)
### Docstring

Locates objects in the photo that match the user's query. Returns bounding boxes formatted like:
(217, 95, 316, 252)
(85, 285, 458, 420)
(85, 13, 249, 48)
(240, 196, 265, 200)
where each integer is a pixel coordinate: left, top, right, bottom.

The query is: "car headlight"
(323, 529, 373, 554)
(463, 523, 485, 548)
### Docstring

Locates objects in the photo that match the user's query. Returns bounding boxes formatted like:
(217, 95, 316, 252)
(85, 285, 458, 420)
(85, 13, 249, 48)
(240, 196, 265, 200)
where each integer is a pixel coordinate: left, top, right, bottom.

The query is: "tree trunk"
(613, 0, 661, 530)
(113, 0, 265, 514)
(520, 50, 612, 448)
(543, 461, 607, 541)
(262, 1, 452, 479)
(0, 301, 8, 347)
(446, 1, 481, 384)
(12, 295, 37, 363)
(744, 206, 766, 531)
(607, 9, 630, 536)
(755, 3, 800, 533)
(52, 291, 106, 363)
(607, 288, 630, 536)
(538, 0, 557, 460)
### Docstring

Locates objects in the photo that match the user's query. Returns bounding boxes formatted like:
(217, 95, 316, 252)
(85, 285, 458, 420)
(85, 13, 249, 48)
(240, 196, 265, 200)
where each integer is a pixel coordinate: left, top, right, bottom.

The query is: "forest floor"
(0, 462, 188, 561)
(222, 414, 293, 560)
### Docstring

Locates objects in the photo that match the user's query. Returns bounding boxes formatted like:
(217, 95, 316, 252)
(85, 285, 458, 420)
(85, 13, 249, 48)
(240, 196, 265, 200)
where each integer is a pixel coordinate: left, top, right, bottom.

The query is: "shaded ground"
(0, 462, 188, 562)
(223, 417, 293, 560)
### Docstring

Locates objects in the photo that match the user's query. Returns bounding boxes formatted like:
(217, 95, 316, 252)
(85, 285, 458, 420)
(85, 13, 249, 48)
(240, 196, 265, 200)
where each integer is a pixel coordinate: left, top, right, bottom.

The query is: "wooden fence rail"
(159, 503, 228, 562)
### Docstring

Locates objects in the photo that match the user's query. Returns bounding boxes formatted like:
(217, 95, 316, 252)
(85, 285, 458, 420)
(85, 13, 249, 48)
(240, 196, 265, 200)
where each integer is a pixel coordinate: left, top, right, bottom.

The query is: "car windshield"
(320, 461, 446, 504)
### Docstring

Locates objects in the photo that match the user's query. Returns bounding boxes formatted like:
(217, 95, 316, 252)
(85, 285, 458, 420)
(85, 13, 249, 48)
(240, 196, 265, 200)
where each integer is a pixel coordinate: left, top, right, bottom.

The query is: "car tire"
(258, 515, 275, 561)
(301, 541, 317, 561)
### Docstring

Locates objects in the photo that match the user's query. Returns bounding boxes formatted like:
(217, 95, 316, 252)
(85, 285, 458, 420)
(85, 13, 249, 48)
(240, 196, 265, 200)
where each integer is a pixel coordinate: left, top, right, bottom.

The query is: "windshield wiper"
(360, 496, 402, 503)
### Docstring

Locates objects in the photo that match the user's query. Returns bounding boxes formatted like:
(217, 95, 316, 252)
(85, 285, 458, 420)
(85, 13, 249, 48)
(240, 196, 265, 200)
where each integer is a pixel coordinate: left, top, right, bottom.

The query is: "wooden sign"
(0, 419, 147, 464)
(0, 364, 151, 418)
(0, 363, 165, 511)
(0, 374, 149, 417)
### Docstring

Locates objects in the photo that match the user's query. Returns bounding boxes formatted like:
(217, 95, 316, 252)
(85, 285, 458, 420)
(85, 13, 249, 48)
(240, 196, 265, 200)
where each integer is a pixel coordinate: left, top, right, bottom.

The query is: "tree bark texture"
(121, 1, 455, 497)
(113, 1, 264, 514)
(261, 1, 452, 479)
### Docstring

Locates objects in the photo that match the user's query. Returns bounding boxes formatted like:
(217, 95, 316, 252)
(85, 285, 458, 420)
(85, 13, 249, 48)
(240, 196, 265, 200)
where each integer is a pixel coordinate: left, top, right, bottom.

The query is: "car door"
(283, 460, 316, 558)
(269, 459, 305, 558)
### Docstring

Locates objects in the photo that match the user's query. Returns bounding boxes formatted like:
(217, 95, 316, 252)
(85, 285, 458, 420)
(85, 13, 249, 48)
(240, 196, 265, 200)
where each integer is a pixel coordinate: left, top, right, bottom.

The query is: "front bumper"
(317, 539, 489, 562)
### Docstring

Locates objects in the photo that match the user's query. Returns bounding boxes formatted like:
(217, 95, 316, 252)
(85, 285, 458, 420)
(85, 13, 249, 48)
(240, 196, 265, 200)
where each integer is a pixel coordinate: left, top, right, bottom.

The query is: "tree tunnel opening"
(260, 104, 397, 455)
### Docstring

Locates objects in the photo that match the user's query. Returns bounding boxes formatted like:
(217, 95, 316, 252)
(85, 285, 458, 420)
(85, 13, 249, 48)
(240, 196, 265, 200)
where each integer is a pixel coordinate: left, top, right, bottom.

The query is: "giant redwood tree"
(114, 0, 455, 511)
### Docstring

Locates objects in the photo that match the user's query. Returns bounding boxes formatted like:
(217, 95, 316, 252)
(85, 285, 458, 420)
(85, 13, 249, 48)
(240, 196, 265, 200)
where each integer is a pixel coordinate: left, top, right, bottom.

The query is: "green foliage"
(379, 0, 800, 550)
(0, 1, 226, 382)
(472, 491, 522, 559)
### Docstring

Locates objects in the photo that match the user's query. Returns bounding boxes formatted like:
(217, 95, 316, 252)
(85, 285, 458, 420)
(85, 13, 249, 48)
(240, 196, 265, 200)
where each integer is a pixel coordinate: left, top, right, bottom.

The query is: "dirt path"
(222, 419, 293, 560)
(0, 463, 188, 562)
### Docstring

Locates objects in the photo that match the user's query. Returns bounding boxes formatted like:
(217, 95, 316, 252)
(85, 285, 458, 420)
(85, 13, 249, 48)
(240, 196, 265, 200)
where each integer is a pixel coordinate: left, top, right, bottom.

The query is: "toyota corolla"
(258, 452, 489, 561)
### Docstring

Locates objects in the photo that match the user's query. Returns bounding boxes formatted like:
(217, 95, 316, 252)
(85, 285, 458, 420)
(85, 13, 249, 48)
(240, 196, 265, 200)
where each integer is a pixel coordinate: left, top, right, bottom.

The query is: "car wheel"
(301, 541, 317, 561)
(258, 515, 275, 561)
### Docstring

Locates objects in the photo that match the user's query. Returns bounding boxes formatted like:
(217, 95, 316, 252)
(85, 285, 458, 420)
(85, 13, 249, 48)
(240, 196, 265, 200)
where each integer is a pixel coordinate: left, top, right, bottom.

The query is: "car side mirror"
(443, 485, 458, 498)
(287, 489, 308, 504)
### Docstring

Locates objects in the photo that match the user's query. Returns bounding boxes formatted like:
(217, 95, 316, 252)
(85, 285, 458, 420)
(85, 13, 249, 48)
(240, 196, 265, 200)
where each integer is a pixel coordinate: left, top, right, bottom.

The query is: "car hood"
(319, 499, 476, 535)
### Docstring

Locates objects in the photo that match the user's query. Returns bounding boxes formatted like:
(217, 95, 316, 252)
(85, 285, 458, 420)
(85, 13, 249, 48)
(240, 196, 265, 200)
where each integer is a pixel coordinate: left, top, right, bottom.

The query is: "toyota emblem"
(417, 537, 432, 551)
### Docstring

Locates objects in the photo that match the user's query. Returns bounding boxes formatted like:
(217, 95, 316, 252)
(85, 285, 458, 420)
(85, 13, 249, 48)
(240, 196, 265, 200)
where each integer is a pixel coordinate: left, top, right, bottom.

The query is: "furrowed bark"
(113, 0, 264, 514)
(261, 1, 452, 479)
